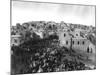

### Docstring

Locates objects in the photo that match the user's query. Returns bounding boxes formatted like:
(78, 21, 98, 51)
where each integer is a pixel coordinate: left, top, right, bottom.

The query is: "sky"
(12, 0, 95, 26)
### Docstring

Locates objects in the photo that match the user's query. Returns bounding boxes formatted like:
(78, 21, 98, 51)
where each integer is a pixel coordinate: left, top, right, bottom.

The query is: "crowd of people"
(11, 34, 90, 74)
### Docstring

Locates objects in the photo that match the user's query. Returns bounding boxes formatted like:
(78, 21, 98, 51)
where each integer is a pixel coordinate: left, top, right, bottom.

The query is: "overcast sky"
(12, 0, 95, 26)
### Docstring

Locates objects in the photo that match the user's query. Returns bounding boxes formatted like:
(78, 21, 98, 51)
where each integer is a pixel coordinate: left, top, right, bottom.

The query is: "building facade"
(11, 35, 23, 46)
(58, 29, 95, 54)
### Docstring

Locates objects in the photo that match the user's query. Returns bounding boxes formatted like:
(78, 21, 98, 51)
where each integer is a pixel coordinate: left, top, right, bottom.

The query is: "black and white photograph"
(11, 0, 96, 75)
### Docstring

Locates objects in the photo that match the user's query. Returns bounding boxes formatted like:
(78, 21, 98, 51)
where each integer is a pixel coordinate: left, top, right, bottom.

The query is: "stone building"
(11, 35, 23, 46)
(11, 21, 95, 54)
(72, 38, 90, 52)
(58, 29, 95, 54)
(58, 31, 71, 49)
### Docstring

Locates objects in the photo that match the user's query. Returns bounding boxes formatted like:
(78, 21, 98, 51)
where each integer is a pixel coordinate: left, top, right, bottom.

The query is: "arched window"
(87, 47, 89, 53)
(49, 25, 52, 29)
(64, 33, 66, 37)
(87, 47, 93, 53)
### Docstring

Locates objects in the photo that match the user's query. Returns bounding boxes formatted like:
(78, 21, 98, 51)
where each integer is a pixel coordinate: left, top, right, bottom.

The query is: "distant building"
(11, 21, 96, 54)
(11, 35, 23, 46)
(72, 38, 90, 52)
(58, 28, 95, 54)
(58, 31, 71, 49)
(22, 23, 30, 30)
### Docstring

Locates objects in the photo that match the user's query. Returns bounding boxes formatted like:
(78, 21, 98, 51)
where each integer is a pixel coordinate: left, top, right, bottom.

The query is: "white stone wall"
(58, 31, 71, 49)
(58, 31, 93, 53)
(72, 38, 90, 52)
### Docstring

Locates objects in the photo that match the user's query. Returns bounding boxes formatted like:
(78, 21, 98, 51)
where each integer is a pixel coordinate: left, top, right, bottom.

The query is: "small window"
(30, 28, 33, 31)
(14, 39, 17, 43)
(53, 25, 55, 27)
(87, 47, 92, 53)
(66, 41, 68, 45)
(77, 41, 79, 45)
(49, 25, 52, 29)
(82, 41, 85, 45)
(32, 24, 34, 26)
(76, 34, 78, 36)
(11, 32, 16, 35)
(12, 44, 15, 46)
(73, 41, 74, 44)
(23, 26, 26, 29)
(64, 33, 66, 37)
(87, 47, 89, 53)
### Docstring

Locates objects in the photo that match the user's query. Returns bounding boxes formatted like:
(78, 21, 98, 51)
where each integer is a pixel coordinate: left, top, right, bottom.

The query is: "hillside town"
(11, 21, 96, 74)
